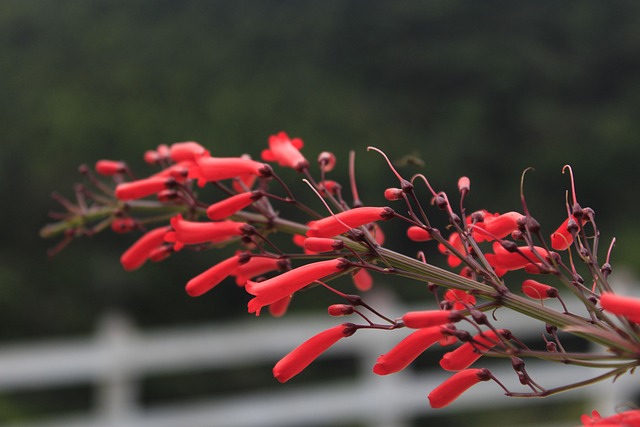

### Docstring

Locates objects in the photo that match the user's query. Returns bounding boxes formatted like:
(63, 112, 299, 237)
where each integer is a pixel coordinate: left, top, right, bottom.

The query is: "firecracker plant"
(41, 132, 640, 425)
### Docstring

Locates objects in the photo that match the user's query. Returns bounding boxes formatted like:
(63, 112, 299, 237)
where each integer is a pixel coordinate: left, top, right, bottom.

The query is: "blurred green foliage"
(2, 0, 640, 341)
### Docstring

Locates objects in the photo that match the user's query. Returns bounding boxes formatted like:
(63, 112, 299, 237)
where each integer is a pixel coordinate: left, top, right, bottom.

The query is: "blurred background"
(2, 1, 640, 426)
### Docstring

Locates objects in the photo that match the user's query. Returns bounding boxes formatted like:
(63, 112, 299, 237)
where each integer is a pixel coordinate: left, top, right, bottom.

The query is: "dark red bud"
(500, 240, 519, 253)
(567, 217, 579, 233)
(511, 357, 525, 371)
(571, 202, 583, 219)
(401, 179, 414, 192)
(435, 195, 448, 210)
(470, 310, 488, 325)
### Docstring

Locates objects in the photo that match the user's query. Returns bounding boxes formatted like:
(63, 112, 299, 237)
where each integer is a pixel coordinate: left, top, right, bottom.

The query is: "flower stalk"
(42, 134, 640, 420)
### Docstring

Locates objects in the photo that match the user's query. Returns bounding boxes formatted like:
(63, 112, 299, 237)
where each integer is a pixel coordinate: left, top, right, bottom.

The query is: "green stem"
(507, 365, 633, 398)
(41, 201, 640, 358)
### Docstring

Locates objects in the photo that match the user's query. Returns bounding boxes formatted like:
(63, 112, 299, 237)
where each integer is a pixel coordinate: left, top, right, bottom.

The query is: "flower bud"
(407, 226, 432, 242)
(95, 160, 127, 176)
(457, 176, 470, 193)
(384, 188, 404, 201)
(317, 151, 336, 172)
(328, 304, 355, 316)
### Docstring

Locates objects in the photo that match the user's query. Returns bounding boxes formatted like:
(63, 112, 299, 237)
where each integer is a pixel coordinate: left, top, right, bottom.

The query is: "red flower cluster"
(581, 410, 640, 426)
(43, 131, 640, 422)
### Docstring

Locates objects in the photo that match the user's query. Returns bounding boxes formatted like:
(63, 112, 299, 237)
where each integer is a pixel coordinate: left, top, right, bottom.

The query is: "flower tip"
(372, 361, 391, 376)
(185, 282, 203, 297)
(428, 368, 491, 408)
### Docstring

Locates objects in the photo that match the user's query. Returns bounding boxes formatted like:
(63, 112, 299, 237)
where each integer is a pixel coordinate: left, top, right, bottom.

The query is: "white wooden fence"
(0, 293, 636, 427)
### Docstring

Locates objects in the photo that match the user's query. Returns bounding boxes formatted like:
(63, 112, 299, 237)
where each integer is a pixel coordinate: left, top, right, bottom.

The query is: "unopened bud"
(567, 217, 579, 233)
(457, 176, 470, 193)
(511, 357, 525, 371)
(400, 179, 414, 192)
(470, 309, 488, 325)
(318, 180, 341, 196)
(517, 371, 528, 385)
(95, 160, 127, 176)
(525, 217, 540, 234)
(328, 304, 354, 316)
(571, 202, 583, 219)
(500, 240, 519, 252)
(317, 151, 336, 172)
(111, 217, 137, 234)
(434, 195, 448, 210)
(384, 188, 404, 201)
(407, 226, 432, 242)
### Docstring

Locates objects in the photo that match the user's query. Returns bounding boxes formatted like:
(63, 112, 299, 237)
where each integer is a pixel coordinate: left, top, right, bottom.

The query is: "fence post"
(94, 313, 138, 426)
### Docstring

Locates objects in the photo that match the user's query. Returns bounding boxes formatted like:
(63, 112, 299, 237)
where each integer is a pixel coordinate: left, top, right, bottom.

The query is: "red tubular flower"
(188, 156, 270, 187)
(185, 255, 242, 297)
(293, 234, 318, 254)
(268, 295, 292, 318)
(373, 327, 447, 375)
(407, 226, 432, 242)
(428, 368, 492, 408)
(444, 289, 476, 310)
(352, 268, 373, 291)
(261, 131, 308, 170)
(120, 226, 171, 271)
(206, 191, 262, 220)
(95, 160, 126, 176)
(164, 214, 246, 251)
(231, 157, 259, 193)
(292, 233, 307, 248)
(232, 256, 283, 286)
(115, 177, 172, 201)
(306, 207, 394, 238)
(370, 223, 385, 245)
(148, 244, 173, 263)
(524, 263, 546, 274)
(600, 293, 640, 323)
(303, 237, 344, 253)
(246, 258, 347, 315)
(440, 329, 505, 371)
(472, 211, 524, 242)
(151, 160, 194, 182)
(487, 241, 550, 271)
(402, 310, 461, 329)
(581, 409, 640, 426)
(273, 323, 355, 383)
(551, 215, 582, 251)
(437, 232, 465, 268)
(522, 279, 558, 300)
(169, 141, 209, 162)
